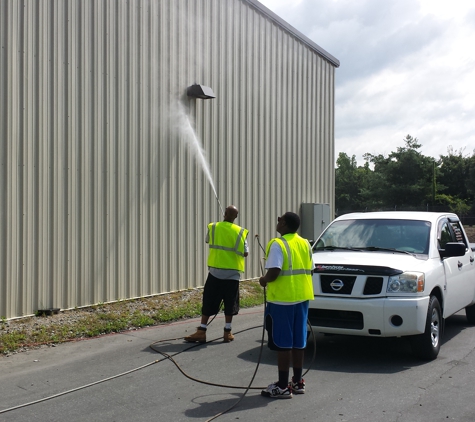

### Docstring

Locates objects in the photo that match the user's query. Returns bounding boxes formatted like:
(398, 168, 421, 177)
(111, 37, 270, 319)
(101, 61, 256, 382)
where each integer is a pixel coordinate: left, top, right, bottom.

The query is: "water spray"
(175, 101, 223, 217)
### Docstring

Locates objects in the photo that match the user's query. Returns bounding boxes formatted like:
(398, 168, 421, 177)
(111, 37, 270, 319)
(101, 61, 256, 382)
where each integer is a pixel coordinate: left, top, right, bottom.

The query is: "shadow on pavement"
(185, 392, 270, 419)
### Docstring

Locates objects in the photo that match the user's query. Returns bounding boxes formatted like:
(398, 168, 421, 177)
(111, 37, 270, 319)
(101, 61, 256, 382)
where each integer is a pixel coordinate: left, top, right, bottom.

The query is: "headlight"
(387, 272, 425, 293)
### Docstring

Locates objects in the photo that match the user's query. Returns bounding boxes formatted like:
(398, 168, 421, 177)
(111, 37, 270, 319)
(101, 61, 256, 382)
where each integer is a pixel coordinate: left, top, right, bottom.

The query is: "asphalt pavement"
(1, 305, 475, 422)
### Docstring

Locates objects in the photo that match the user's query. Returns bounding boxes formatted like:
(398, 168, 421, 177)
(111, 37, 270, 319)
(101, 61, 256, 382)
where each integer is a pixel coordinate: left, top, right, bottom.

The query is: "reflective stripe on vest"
(207, 222, 248, 272)
(209, 223, 246, 257)
(265, 233, 314, 302)
(278, 237, 313, 277)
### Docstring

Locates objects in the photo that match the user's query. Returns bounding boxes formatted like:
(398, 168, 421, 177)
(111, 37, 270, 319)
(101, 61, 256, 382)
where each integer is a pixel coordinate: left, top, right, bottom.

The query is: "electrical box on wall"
(300, 203, 331, 241)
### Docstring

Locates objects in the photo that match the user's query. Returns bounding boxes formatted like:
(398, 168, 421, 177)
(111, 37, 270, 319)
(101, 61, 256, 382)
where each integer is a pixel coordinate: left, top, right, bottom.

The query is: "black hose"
(152, 236, 270, 421)
(1, 235, 316, 421)
(149, 322, 267, 391)
(199, 236, 271, 420)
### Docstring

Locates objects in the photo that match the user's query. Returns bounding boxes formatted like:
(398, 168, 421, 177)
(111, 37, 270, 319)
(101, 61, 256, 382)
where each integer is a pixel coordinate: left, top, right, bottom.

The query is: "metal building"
(0, 0, 339, 319)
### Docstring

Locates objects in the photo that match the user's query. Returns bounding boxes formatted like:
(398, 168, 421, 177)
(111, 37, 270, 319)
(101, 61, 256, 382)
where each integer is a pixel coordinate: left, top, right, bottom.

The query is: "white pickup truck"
(309, 211, 475, 360)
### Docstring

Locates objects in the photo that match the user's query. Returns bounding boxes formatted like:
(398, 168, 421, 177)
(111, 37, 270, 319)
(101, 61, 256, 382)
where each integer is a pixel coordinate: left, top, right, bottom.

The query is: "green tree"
(335, 136, 474, 214)
(335, 153, 381, 212)
(439, 147, 470, 200)
(435, 194, 471, 216)
(335, 152, 360, 210)
(359, 155, 385, 209)
(365, 135, 435, 208)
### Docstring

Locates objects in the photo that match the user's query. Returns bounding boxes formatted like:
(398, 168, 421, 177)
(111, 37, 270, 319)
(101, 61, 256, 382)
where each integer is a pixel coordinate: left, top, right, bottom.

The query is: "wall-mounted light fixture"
(187, 84, 216, 99)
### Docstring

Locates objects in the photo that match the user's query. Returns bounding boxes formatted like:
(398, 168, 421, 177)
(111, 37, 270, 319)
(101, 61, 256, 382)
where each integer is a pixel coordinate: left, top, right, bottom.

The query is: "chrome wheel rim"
(430, 307, 440, 348)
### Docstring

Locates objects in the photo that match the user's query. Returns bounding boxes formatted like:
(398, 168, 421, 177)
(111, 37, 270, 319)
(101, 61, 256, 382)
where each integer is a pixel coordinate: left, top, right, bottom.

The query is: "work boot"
(184, 327, 207, 343)
(223, 328, 234, 342)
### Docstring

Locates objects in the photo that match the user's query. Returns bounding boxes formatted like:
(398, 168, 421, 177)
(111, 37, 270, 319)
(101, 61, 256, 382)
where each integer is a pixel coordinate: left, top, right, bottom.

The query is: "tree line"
(335, 135, 475, 217)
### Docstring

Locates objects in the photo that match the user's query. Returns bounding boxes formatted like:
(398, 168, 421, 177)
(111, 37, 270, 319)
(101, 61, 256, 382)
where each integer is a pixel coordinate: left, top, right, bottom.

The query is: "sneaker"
(184, 327, 207, 343)
(223, 328, 234, 343)
(261, 382, 292, 399)
(291, 377, 305, 394)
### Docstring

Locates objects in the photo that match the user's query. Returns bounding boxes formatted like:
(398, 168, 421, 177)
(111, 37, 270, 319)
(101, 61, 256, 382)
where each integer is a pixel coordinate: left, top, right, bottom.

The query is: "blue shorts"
(265, 301, 309, 351)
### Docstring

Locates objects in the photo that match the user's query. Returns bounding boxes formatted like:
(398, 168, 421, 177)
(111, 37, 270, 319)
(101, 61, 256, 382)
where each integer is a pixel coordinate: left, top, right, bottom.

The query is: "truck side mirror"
(439, 242, 466, 258)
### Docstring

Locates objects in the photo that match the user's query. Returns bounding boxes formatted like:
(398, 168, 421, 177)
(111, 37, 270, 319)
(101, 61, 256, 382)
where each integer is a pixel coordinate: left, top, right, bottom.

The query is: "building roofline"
(246, 0, 340, 68)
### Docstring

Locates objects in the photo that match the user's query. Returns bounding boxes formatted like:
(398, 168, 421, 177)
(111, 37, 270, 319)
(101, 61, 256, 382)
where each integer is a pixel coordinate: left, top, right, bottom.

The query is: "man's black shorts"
(202, 273, 239, 316)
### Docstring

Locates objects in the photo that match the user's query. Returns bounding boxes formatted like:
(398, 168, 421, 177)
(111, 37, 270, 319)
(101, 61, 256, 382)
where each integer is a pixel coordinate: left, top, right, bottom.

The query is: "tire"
(410, 296, 442, 360)
(466, 303, 475, 325)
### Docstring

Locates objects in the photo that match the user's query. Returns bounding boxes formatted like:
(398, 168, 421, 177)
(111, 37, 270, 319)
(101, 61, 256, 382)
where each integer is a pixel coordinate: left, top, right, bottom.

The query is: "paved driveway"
(1, 306, 475, 422)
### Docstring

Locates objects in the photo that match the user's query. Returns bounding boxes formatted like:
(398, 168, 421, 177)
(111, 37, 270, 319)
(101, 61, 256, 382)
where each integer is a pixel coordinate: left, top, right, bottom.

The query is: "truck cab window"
(438, 223, 453, 249)
(449, 221, 468, 246)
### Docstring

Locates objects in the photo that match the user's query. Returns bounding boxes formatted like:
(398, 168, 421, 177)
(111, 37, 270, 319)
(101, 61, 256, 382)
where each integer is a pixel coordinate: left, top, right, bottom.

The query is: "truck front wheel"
(465, 303, 475, 324)
(410, 296, 441, 360)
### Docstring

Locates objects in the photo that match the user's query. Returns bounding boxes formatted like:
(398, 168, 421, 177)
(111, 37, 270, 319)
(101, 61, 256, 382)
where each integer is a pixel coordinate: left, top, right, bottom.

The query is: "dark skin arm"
(259, 268, 281, 287)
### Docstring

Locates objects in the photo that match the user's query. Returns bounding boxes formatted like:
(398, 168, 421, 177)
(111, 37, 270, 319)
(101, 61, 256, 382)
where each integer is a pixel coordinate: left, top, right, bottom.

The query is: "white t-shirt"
(265, 242, 283, 269)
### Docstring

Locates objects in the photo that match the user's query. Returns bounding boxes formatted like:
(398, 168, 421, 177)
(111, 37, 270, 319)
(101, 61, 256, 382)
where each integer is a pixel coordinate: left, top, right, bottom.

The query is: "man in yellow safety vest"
(185, 205, 249, 343)
(259, 211, 314, 399)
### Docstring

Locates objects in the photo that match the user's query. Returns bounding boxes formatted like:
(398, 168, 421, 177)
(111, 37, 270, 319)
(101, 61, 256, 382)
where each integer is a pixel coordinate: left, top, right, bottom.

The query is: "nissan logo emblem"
(330, 279, 344, 291)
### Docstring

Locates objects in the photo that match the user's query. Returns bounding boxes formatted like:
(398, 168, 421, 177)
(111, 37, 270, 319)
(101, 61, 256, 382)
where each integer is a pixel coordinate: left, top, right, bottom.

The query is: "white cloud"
(258, 0, 475, 161)
(418, 0, 473, 19)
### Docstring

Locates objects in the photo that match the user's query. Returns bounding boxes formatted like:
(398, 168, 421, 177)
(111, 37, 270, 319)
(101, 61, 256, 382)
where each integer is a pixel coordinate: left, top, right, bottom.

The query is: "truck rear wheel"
(410, 295, 441, 360)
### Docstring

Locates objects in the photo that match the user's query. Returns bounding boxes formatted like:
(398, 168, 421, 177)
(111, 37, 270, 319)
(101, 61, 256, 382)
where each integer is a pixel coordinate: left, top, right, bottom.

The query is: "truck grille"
(320, 275, 356, 295)
(308, 308, 363, 329)
(363, 277, 383, 295)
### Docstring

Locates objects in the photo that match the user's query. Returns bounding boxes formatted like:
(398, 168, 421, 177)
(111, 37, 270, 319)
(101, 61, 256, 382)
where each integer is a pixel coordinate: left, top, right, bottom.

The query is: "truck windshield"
(315, 219, 431, 255)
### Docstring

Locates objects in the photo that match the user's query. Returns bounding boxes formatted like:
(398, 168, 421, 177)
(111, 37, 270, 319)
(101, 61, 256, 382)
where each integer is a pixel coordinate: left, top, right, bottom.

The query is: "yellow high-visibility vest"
(207, 222, 249, 272)
(265, 233, 314, 302)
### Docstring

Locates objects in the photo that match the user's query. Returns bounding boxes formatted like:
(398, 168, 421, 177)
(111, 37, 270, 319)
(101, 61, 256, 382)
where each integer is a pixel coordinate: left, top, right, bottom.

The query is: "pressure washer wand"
(255, 234, 266, 254)
(214, 193, 224, 216)
(254, 234, 266, 276)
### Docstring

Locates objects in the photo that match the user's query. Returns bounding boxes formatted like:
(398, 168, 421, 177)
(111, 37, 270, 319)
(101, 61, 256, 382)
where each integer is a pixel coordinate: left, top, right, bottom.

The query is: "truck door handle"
(458, 261, 463, 269)
(470, 256, 474, 263)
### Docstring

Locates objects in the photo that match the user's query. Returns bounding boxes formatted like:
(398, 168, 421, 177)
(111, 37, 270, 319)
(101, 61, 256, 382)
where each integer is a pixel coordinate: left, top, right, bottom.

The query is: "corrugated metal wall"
(0, 0, 337, 319)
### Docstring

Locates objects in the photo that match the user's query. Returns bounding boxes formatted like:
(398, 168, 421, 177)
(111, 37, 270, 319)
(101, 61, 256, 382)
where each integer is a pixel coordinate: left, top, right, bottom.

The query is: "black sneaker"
(261, 382, 292, 399)
(291, 377, 305, 394)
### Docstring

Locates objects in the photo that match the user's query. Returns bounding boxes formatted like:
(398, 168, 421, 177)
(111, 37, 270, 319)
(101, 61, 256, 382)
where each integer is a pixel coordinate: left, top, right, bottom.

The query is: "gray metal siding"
(0, 0, 337, 319)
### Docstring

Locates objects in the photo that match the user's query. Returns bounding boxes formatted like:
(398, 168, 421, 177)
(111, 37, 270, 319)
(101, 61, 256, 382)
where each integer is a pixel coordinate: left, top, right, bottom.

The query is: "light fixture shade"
(187, 84, 216, 99)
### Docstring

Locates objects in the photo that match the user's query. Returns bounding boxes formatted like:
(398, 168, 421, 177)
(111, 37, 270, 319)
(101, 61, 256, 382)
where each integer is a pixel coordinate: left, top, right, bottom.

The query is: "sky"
(258, 0, 475, 164)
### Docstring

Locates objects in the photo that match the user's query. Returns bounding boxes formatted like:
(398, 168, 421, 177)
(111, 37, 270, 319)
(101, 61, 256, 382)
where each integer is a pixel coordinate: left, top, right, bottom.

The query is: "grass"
(0, 280, 264, 355)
